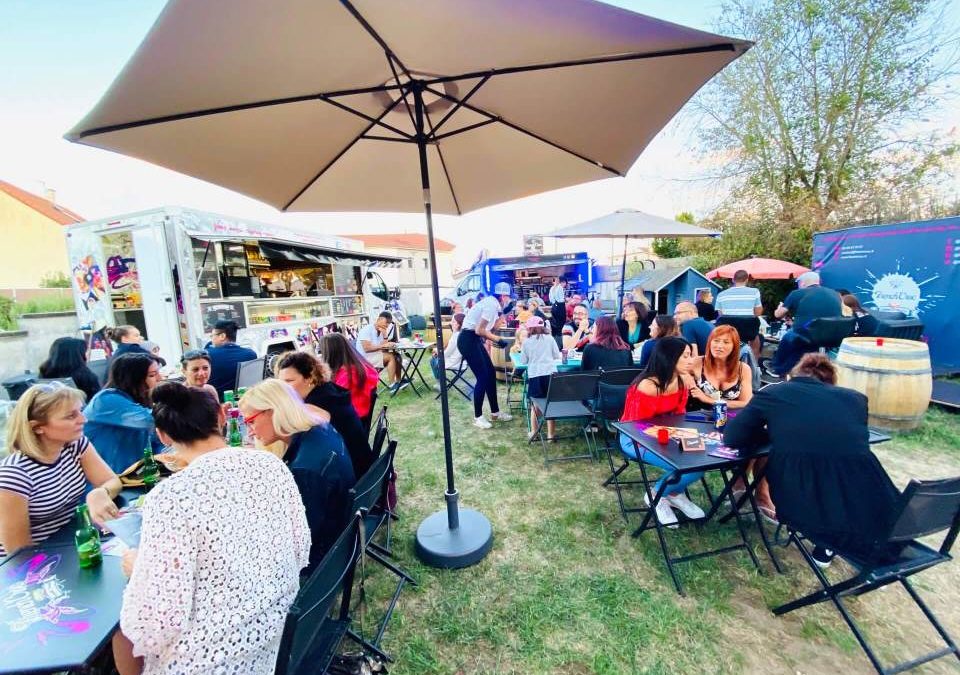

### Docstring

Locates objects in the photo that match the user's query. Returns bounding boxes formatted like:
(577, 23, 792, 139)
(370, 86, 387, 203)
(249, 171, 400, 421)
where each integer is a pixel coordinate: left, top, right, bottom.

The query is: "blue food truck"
(443, 251, 593, 306)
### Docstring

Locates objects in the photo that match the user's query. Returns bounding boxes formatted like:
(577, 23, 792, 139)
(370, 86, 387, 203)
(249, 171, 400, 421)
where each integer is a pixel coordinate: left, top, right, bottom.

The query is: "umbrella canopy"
(66, 1, 749, 215)
(547, 208, 720, 239)
(66, 0, 749, 568)
(707, 257, 810, 280)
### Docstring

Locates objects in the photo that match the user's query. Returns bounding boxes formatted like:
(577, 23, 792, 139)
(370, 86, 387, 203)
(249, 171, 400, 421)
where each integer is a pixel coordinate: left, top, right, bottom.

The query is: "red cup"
(876, 338, 884, 347)
(657, 427, 670, 444)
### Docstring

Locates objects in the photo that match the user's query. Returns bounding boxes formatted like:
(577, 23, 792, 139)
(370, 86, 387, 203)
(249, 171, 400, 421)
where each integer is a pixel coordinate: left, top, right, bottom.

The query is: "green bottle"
(227, 409, 243, 447)
(223, 390, 236, 407)
(74, 504, 102, 568)
(141, 446, 159, 488)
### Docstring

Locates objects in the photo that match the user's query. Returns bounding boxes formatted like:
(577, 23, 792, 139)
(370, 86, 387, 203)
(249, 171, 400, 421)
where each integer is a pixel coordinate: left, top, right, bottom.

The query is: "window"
(406, 258, 413, 268)
(423, 258, 429, 269)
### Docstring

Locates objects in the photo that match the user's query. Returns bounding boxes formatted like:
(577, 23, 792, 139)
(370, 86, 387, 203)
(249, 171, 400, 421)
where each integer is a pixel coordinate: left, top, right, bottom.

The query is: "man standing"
(768, 271, 842, 376)
(207, 320, 258, 397)
(673, 301, 713, 356)
(715, 269, 764, 358)
(356, 311, 402, 392)
(548, 275, 568, 340)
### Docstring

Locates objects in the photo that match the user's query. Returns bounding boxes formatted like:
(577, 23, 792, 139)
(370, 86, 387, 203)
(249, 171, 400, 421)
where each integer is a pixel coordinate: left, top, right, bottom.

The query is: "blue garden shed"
(622, 266, 720, 313)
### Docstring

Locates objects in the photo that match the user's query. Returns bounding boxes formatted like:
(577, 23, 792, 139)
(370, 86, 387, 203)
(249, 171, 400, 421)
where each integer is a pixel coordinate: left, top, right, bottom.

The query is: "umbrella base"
(415, 508, 493, 569)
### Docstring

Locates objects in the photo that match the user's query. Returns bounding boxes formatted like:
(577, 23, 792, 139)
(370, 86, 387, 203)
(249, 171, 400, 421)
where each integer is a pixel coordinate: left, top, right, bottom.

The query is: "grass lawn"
(356, 371, 960, 674)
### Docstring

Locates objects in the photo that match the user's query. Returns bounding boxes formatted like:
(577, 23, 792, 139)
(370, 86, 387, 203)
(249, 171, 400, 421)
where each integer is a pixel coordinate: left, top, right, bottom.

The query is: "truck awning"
(187, 231, 402, 268)
(489, 256, 588, 273)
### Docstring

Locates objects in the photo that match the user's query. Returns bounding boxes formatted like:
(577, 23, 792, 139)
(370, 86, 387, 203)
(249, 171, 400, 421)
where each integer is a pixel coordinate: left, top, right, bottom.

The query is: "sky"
(1, 1, 957, 271)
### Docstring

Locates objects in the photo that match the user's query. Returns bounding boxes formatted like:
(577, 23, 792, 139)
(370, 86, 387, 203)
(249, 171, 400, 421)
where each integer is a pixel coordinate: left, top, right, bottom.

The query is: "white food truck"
(65, 207, 404, 365)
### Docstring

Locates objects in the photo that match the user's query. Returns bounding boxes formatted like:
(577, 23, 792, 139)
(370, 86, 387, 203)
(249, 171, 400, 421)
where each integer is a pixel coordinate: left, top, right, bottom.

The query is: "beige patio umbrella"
(66, 0, 750, 569)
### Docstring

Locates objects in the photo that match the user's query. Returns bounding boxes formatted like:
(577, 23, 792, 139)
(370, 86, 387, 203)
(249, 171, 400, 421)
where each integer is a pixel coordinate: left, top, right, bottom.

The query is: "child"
(519, 316, 560, 440)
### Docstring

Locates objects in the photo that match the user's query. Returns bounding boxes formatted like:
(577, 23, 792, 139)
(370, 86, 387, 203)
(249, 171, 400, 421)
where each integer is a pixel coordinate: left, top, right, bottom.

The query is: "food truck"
(443, 251, 593, 307)
(65, 207, 403, 364)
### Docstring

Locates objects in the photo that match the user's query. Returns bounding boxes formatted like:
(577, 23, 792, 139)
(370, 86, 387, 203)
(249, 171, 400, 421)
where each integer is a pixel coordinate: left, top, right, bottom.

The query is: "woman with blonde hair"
(0, 383, 121, 556)
(276, 350, 374, 477)
(239, 380, 355, 568)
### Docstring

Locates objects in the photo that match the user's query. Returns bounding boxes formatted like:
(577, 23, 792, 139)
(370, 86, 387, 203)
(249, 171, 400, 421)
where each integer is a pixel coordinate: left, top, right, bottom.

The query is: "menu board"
(332, 265, 359, 295)
(202, 301, 246, 331)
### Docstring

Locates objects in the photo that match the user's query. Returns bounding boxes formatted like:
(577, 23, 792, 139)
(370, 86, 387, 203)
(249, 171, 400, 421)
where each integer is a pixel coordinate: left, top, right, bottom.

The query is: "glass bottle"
(141, 446, 159, 488)
(228, 409, 243, 447)
(75, 504, 102, 568)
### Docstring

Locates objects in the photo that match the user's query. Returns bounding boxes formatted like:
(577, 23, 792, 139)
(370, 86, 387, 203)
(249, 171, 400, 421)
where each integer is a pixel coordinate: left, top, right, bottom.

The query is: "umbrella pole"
(411, 83, 492, 569)
(617, 235, 628, 315)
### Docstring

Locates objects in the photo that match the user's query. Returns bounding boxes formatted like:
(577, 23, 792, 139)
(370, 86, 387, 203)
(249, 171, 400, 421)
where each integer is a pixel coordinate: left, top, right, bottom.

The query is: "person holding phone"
(458, 282, 515, 429)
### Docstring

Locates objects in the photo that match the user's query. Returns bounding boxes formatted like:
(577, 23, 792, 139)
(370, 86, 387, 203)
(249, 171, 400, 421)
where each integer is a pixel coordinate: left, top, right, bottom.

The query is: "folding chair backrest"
(596, 381, 629, 420)
(36, 377, 77, 388)
(276, 514, 361, 675)
(88, 359, 109, 386)
(599, 368, 643, 386)
(361, 390, 378, 435)
(804, 317, 856, 350)
(717, 315, 761, 345)
(738, 345, 761, 391)
(545, 372, 600, 403)
(349, 440, 395, 516)
(875, 318, 924, 341)
(370, 406, 389, 458)
(235, 357, 266, 389)
(886, 477, 960, 550)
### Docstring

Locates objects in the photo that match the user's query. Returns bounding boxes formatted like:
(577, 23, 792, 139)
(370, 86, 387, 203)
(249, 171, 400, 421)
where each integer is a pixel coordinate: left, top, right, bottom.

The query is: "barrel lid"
(840, 337, 929, 355)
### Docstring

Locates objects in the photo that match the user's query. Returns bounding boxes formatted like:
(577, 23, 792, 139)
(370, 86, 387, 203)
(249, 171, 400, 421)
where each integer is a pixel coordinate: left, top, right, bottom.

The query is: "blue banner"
(812, 217, 960, 373)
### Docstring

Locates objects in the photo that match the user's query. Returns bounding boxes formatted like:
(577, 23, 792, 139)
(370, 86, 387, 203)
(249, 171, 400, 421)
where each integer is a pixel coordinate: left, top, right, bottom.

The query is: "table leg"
(719, 467, 763, 574)
(409, 350, 432, 394)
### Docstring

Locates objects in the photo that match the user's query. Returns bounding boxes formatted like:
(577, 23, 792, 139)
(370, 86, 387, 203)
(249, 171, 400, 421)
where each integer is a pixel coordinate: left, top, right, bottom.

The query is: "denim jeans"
(429, 355, 441, 381)
(619, 433, 703, 496)
(770, 329, 814, 375)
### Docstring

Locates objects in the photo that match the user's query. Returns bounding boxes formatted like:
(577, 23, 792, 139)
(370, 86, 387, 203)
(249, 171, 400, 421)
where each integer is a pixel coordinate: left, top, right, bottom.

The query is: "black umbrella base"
(415, 508, 493, 569)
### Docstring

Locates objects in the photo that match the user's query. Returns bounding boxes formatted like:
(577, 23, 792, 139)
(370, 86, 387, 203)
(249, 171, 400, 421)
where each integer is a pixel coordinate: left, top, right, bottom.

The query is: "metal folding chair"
(773, 477, 960, 674)
(528, 372, 600, 464)
(435, 360, 473, 401)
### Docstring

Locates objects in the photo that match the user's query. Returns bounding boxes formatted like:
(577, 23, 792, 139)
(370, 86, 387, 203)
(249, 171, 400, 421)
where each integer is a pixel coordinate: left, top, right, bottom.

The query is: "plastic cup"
(657, 427, 670, 444)
(876, 338, 884, 347)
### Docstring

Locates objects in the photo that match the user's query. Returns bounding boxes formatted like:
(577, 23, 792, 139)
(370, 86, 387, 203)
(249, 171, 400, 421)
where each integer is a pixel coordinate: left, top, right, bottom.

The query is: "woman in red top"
(619, 336, 705, 528)
(319, 333, 379, 422)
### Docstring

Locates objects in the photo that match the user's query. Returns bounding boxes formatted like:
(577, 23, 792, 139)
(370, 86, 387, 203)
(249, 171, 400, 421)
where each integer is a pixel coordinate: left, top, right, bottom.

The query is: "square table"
(386, 341, 435, 397)
(0, 542, 127, 674)
(612, 415, 779, 595)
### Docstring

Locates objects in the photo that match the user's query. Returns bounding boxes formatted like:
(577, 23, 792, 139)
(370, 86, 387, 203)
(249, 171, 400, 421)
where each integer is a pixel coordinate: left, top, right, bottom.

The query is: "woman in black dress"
(277, 351, 375, 478)
(38, 337, 101, 401)
(724, 353, 902, 566)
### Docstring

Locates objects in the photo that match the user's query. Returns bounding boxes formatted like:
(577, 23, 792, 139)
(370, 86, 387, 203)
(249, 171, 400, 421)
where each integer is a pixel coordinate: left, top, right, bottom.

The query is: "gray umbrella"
(66, 0, 748, 570)
(547, 208, 719, 313)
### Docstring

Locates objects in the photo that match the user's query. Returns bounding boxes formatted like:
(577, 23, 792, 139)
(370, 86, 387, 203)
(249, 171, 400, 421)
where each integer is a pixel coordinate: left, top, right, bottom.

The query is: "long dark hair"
(634, 336, 691, 394)
(624, 301, 649, 323)
(319, 332, 368, 390)
(106, 353, 155, 406)
(152, 381, 221, 443)
(39, 337, 87, 378)
(592, 316, 629, 350)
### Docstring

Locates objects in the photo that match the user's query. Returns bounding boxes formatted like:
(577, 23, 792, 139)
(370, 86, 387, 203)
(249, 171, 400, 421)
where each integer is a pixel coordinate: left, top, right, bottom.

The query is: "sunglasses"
(182, 349, 210, 361)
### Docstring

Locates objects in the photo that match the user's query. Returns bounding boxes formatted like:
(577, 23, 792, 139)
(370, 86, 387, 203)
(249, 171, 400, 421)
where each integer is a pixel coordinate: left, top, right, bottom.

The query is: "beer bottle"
(141, 447, 160, 488)
(74, 504, 102, 568)
(227, 409, 243, 447)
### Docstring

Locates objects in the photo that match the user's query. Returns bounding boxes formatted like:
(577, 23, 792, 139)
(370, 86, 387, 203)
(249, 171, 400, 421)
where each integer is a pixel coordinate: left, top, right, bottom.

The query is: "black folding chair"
(275, 514, 362, 675)
(370, 405, 389, 458)
(87, 359, 109, 386)
(435, 360, 473, 401)
(346, 440, 412, 659)
(529, 372, 600, 464)
(801, 316, 856, 352)
(773, 477, 960, 674)
(595, 379, 647, 522)
(360, 390, 378, 436)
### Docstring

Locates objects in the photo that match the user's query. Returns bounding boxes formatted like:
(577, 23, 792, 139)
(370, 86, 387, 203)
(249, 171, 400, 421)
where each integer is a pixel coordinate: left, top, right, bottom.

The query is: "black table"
(613, 416, 779, 595)
(0, 542, 126, 674)
(387, 342, 434, 397)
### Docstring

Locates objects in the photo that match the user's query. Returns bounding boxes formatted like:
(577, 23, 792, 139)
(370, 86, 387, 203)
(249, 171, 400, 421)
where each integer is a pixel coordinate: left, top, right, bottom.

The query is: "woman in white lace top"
(113, 382, 310, 675)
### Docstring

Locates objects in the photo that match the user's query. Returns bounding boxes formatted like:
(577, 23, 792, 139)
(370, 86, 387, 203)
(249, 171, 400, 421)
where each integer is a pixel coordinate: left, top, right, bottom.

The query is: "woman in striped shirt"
(0, 382, 121, 556)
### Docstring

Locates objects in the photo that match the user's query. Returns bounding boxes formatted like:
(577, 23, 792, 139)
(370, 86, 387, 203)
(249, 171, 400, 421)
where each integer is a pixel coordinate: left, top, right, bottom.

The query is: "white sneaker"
(665, 493, 706, 520)
(473, 416, 493, 430)
(645, 493, 679, 528)
(492, 411, 513, 422)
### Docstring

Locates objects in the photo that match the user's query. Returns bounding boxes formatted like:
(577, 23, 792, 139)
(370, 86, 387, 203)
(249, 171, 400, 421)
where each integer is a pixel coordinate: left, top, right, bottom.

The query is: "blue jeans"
(429, 355, 441, 381)
(770, 329, 814, 375)
(620, 433, 703, 496)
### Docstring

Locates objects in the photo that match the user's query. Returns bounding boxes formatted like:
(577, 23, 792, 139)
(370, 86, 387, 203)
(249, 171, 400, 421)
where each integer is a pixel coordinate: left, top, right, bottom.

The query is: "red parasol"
(706, 257, 810, 280)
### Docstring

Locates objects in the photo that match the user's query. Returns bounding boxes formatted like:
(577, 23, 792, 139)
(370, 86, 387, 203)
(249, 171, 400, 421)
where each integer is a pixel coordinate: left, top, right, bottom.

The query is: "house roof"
(0, 180, 84, 225)
(341, 233, 455, 252)
(624, 266, 719, 292)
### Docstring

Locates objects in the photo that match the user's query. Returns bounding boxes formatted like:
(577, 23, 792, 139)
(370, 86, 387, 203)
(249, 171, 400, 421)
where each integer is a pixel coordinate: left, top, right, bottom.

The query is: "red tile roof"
(0, 179, 84, 225)
(343, 233, 455, 253)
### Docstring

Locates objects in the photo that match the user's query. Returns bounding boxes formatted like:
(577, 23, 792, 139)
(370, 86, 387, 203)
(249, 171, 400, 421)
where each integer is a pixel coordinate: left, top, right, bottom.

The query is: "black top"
(724, 377, 901, 557)
(305, 382, 375, 478)
(581, 343, 632, 372)
(696, 301, 718, 321)
(616, 316, 652, 346)
(39, 364, 101, 401)
(782, 285, 842, 329)
(285, 424, 356, 569)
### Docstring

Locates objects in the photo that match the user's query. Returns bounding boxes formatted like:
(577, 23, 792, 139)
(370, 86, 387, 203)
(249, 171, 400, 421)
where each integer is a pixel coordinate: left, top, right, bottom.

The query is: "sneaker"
(665, 493, 706, 520)
(473, 416, 493, 430)
(492, 411, 513, 422)
(760, 361, 782, 380)
(645, 492, 679, 528)
(811, 546, 835, 568)
(388, 382, 401, 393)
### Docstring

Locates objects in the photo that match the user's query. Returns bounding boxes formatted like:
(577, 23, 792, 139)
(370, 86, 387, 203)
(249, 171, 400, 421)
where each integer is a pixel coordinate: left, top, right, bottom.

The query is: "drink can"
(561, 349, 568, 364)
(223, 390, 235, 405)
(713, 400, 728, 430)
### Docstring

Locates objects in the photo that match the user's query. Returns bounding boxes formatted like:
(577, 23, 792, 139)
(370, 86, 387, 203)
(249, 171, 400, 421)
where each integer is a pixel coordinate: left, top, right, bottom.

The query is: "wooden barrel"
(835, 337, 932, 431)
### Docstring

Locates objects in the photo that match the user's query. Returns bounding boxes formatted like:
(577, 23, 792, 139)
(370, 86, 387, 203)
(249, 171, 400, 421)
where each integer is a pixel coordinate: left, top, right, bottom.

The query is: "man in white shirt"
(356, 311, 401, 391)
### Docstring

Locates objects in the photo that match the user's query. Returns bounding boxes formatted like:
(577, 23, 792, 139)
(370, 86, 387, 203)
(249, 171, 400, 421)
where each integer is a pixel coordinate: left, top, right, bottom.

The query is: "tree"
(652, 211, 694, 258)
(696, 0, 959, 225)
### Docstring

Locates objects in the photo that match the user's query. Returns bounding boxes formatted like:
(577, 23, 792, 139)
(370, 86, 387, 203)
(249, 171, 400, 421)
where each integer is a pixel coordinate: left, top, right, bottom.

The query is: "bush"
(16, 297, 75, 315)
(39, 271, 72, 288)
(0, 297, 15, 331)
